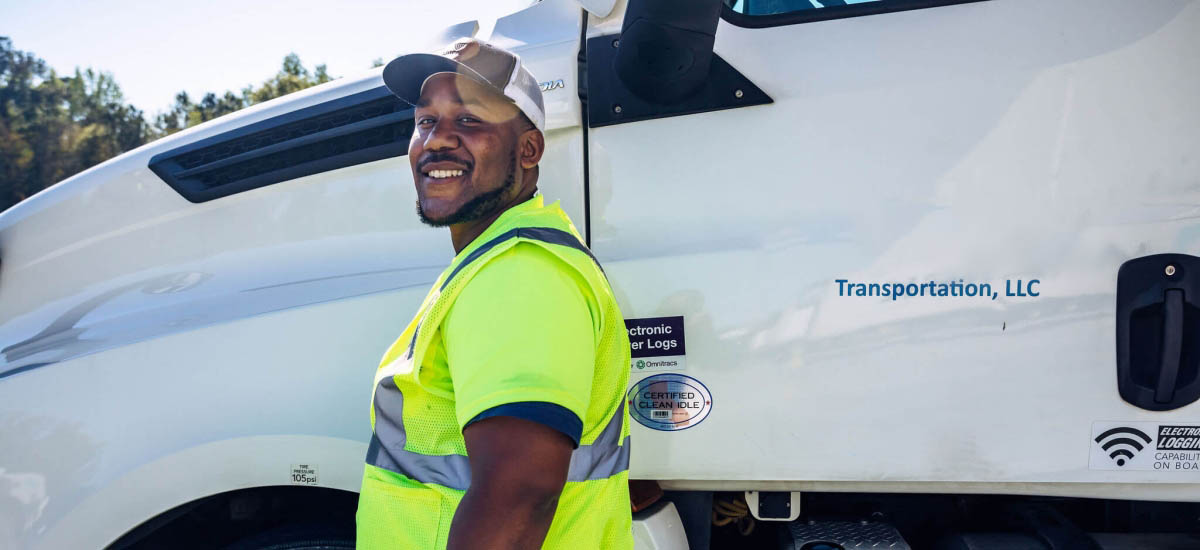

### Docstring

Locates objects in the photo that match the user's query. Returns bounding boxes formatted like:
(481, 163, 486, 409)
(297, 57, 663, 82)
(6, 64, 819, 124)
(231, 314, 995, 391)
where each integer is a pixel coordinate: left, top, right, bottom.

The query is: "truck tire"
(224, 524, 355, 550)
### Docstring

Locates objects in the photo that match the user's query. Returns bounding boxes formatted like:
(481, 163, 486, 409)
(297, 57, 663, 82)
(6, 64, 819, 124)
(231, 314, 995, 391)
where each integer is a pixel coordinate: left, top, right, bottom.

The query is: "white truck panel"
(0, 4, 589, 543)
(592, 0, 1200, 494)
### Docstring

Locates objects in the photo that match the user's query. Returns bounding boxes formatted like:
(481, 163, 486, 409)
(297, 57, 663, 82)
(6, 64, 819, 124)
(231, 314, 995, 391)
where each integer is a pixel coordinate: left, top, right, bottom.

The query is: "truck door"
(485, 0, 590, 231)
(586, 0, 1200, 498)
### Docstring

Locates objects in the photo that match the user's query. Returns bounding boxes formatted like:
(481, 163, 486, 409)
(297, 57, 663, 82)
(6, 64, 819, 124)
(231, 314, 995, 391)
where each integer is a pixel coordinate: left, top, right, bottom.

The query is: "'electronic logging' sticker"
(627, 373, 711, 431)
(1090, 421, 1200, 473)
(626, 316, 686, 372)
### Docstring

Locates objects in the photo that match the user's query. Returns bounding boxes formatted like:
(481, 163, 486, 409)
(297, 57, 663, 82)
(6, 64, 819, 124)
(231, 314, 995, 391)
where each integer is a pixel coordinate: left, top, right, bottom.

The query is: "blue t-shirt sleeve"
(465, 401, 583, 448)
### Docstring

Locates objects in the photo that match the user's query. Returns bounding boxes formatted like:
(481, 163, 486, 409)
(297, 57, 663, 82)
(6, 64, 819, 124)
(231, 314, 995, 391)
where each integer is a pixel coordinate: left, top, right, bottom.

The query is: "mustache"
(417, 152, 474, 172)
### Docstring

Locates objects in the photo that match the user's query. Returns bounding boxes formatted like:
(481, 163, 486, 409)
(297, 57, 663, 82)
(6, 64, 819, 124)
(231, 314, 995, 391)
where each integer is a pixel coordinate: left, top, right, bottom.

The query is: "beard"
(416, 156, 517, 227)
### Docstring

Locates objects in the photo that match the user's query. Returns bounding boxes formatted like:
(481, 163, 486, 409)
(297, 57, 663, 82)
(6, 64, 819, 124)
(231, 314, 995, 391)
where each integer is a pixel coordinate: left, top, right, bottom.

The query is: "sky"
(2, 0, 532, 117)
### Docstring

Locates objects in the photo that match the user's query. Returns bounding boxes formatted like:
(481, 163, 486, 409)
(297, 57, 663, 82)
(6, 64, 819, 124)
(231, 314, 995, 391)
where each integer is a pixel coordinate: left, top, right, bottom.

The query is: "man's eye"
(458, 116, 479, 124)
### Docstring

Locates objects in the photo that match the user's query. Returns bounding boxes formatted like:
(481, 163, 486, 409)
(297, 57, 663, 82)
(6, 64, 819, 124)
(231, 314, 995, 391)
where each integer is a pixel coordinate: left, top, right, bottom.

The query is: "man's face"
(409, 73, 526, 226)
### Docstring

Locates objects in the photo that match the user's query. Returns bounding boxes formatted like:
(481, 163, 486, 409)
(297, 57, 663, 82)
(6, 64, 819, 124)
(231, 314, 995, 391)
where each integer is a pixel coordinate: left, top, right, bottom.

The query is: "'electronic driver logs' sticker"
(626, 316, 686, 372)
(1090, 421, 1200, 473)
(627, 373, 711, 431)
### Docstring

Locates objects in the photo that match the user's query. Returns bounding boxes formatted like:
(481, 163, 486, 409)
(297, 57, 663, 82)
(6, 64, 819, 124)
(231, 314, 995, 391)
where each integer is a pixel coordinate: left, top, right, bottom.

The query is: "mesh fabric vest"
(356, 196, 633, 549)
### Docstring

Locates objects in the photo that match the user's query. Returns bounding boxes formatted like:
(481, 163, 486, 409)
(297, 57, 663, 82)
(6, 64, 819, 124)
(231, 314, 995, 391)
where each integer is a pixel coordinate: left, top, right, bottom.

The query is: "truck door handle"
(1115, 254, 1199, 411)
(1156, 289, 1184, 404)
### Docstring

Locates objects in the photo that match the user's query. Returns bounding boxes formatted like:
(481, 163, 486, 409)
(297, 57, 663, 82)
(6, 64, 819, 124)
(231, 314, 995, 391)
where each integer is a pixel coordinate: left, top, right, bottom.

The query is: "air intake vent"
(149, 86, 412, 203)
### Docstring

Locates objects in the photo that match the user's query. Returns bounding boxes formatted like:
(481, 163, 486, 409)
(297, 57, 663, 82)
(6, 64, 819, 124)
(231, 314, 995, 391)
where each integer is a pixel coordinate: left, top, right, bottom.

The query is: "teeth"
(427, 169, 464, 179)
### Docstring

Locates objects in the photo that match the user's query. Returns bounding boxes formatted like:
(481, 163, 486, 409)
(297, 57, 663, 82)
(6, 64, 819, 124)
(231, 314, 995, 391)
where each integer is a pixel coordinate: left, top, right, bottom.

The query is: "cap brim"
(382, 52, 508, 107)
(382, 53, 460, 105)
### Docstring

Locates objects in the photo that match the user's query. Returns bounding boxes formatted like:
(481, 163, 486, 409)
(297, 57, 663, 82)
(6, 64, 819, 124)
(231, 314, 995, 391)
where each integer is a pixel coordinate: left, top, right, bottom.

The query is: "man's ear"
(518, 127, 545, 170)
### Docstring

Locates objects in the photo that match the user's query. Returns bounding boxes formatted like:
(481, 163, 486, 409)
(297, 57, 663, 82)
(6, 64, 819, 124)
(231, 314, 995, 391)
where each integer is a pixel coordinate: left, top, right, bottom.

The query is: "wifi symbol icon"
(1094, 427, 1153, 466)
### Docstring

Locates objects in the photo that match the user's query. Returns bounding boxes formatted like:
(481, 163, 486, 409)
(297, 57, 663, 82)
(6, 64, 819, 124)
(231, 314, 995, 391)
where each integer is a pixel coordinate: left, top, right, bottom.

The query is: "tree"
(152, 52, 335, 138)
(240, 53, 332, 107)
(0, 37, 152, 212)
(1, 39, 345, 213)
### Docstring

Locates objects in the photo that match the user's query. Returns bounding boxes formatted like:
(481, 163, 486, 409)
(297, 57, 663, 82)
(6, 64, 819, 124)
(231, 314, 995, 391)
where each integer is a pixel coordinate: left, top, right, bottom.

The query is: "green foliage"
(153, 52, 335, 136)
(1, 37, 349, 213)
(0, 37, 154, 211)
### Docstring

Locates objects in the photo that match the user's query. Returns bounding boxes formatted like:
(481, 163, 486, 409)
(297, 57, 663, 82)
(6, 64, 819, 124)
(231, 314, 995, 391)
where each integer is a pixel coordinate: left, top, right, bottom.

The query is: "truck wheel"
(224, 524, 355, 550)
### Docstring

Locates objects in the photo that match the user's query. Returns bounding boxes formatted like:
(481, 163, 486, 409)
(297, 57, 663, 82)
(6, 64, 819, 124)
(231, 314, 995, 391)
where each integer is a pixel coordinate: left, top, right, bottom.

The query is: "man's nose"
(423, 118, 460, 151)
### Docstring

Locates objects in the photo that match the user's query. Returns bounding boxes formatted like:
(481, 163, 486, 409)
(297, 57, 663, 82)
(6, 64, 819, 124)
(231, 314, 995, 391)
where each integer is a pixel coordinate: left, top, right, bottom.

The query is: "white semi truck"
(2, 0, 1199, 548)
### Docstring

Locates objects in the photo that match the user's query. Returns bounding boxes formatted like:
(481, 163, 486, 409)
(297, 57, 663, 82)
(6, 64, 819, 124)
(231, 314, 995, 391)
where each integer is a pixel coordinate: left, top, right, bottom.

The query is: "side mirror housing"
(613, 0, 724, 104)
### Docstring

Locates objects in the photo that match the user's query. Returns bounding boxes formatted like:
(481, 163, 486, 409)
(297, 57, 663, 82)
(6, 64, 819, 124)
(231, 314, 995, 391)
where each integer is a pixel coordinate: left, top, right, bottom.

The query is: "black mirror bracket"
(585, 0, 772, 128)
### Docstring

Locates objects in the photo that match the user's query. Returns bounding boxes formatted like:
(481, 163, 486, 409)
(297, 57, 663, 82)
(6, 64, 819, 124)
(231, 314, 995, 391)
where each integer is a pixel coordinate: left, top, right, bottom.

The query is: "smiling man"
(355, 38, 634, 549)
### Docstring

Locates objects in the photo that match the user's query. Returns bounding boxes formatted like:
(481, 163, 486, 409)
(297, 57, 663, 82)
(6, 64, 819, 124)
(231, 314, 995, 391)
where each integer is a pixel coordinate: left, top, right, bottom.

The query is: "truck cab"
(2, 0, 1199, 548)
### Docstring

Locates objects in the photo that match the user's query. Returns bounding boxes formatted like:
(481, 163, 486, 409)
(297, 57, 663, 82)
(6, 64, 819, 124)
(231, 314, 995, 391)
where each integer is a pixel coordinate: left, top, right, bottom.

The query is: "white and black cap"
(382, 37, 545, 132)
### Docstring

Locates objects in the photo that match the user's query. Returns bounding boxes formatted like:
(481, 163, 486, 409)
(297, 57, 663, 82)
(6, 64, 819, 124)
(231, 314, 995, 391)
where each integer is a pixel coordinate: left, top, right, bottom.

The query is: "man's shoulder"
(468, 240, 587, 290)
(443, 240, 599, 346)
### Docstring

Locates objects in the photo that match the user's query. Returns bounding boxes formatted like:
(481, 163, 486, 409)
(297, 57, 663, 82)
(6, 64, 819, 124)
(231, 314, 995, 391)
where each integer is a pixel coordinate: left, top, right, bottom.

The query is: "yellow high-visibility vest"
(356, 195, 633, 549)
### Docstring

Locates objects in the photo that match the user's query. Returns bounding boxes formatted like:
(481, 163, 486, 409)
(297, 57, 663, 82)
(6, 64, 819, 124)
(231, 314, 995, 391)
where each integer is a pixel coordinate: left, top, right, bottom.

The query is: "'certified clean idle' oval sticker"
(627, 374, 712, 431)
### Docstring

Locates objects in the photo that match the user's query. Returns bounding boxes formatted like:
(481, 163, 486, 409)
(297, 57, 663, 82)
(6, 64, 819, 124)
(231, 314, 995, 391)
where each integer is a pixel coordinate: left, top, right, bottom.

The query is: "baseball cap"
(382, 38, 546, 132)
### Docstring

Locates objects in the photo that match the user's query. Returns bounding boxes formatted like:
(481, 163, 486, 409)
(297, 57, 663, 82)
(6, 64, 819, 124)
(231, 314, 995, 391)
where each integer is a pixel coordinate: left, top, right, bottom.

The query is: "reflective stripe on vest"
(366, 385, 630, 491)
(370, 224, 627, 491)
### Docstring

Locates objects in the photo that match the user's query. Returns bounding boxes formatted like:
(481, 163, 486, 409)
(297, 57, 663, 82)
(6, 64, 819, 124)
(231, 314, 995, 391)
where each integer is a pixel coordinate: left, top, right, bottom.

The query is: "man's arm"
(447, 415, 574, 550)
(442, 243, 598, 548)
